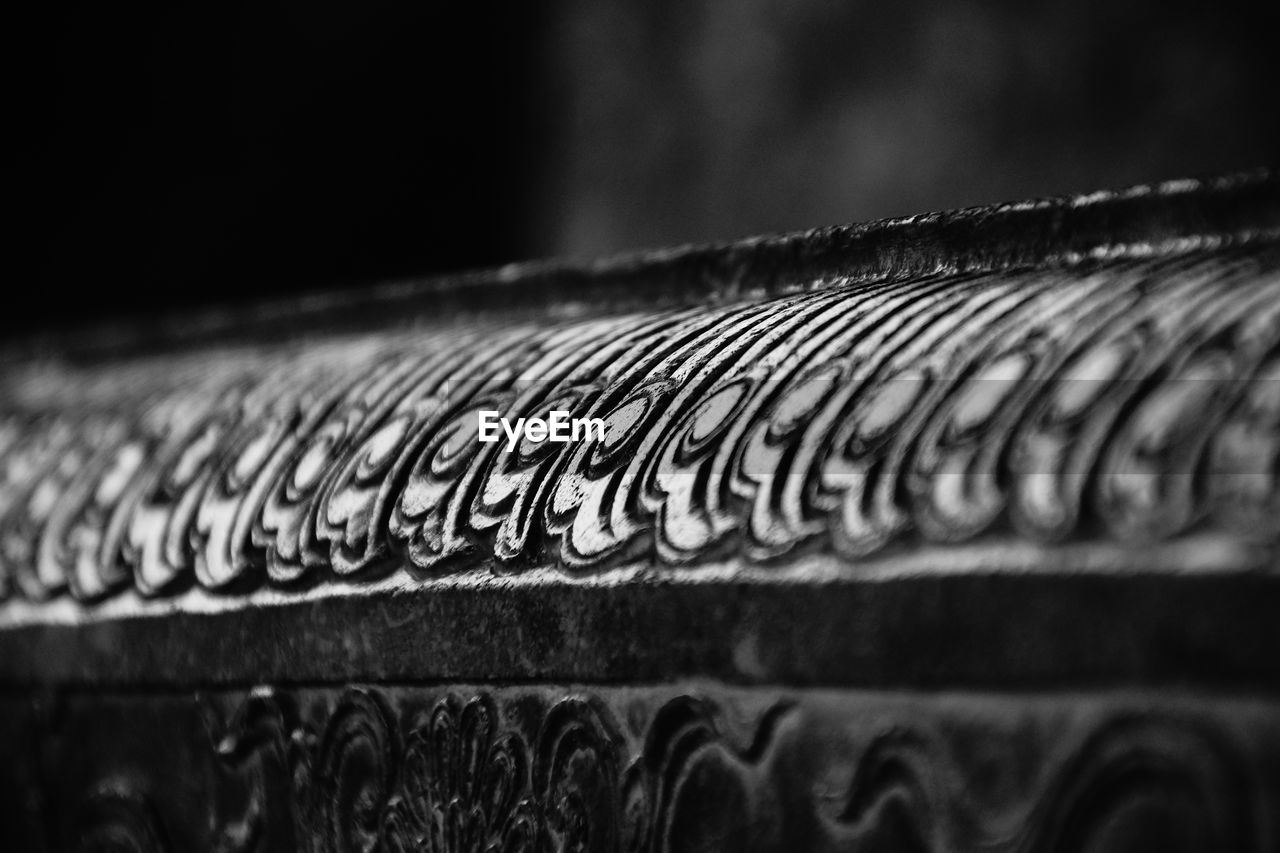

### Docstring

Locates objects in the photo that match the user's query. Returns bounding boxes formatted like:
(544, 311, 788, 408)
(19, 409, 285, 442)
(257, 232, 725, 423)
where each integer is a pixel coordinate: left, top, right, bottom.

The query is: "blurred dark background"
(15, 0, 1280, 331)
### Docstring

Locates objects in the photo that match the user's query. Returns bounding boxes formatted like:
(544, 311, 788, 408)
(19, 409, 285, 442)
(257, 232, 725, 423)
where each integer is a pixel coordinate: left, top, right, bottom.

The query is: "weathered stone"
(1, 172, 1278, 850)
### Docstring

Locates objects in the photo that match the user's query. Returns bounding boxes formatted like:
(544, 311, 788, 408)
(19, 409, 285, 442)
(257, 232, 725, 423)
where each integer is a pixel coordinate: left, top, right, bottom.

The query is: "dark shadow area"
(14, 0, 1280, 332)
(19, 1, 551, 331)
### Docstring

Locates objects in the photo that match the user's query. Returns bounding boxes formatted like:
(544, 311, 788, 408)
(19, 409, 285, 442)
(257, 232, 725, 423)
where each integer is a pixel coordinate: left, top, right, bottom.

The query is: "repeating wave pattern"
(13, 683, 1274, 851)
(1, 247, 1278, 604)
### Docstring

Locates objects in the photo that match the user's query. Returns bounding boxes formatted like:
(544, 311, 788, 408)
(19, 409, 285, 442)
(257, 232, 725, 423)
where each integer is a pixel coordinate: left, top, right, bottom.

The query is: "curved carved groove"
(74, 787, 169, 853)
(1022, 717, 1255, 853)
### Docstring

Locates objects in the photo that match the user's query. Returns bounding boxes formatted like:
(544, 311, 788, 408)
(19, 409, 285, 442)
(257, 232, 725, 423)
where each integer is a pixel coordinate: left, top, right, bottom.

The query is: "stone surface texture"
(1, 172, 1278, 851)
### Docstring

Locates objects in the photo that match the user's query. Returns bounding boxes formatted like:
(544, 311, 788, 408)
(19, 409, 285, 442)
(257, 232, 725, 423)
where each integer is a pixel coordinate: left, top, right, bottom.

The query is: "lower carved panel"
(2, 685, 1277, 852)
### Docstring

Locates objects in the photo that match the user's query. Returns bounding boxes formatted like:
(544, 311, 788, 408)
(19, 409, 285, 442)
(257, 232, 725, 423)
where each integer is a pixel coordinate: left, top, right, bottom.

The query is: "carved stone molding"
(1, 174, 1278, 613)
(3, 174, 1279, 851)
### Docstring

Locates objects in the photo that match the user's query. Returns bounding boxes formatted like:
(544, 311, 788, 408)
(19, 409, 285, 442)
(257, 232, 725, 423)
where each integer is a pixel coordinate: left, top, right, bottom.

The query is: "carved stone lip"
(2, 170, 1279, 691)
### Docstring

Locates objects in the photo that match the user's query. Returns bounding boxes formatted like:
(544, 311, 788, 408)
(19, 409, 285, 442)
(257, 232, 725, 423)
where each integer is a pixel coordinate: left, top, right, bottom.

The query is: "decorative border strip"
(1, 245, 1279, 607)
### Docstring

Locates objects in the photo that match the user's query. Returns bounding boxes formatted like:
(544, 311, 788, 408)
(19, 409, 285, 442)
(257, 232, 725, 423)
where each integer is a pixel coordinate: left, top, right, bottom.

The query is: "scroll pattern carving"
(192, 687, 1275, 853)
(2, 247, 1279, 604)
(211, 689, 626, 853)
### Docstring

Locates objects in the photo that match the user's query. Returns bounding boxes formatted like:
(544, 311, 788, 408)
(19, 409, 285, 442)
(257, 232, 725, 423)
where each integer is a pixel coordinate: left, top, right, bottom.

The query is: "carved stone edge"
(0, 171, 1277, 667)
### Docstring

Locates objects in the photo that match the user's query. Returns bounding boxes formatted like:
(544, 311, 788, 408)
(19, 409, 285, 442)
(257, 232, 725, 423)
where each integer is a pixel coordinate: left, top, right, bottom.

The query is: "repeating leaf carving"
(2, 249, 1279, 604)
